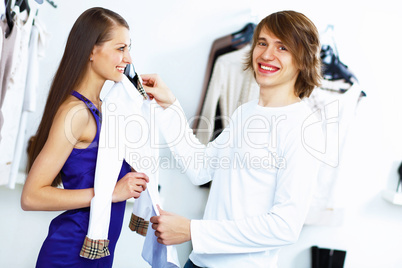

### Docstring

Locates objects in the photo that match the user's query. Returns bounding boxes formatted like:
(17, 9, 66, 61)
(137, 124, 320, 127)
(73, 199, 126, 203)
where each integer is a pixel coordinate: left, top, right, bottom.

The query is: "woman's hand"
(112, 172, 149, 202)
(141, 74, 176, 109)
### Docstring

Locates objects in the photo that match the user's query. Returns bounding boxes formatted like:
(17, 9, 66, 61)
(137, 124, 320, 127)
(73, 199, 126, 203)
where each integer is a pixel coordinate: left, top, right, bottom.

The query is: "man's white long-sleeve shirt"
(156, 99, 324, 268)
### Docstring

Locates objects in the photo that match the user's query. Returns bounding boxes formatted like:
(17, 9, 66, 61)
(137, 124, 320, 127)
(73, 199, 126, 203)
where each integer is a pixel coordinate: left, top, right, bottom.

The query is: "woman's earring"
(90, 57, 93, 61)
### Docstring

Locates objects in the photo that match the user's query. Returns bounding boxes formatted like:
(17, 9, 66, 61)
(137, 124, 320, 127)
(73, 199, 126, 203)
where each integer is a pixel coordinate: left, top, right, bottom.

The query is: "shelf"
(382, 190, 402, 205)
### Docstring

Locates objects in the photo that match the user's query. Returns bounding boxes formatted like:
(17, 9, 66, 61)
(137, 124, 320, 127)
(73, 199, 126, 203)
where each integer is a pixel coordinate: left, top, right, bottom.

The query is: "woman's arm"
(21, 101, 149, 211)
(21, 101, 95, 211)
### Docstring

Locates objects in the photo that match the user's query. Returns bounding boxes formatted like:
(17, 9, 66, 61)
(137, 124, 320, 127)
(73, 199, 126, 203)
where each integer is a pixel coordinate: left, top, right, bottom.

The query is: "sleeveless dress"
(36, 91, 131, 268)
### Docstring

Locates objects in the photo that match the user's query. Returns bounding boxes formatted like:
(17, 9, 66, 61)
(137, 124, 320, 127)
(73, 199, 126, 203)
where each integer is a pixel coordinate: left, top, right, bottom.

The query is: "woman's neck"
(75, 76, 105, 103)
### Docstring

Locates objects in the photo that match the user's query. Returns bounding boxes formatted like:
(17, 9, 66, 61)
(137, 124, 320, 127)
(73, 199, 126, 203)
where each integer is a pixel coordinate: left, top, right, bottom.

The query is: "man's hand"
(150, 205, 191, 245)
(141, 74, 176, 109)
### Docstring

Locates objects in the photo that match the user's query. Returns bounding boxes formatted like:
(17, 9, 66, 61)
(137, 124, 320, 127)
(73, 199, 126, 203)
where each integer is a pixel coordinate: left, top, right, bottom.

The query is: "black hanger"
(45, 0, 57, 8)
(15, 0, 30, 14)
(320, 25, 357, 85)
(231, 23, 256, 47)
(320, 44, 356, 84)
(4, 0, 14, 37)
(124, 64, 149, 100)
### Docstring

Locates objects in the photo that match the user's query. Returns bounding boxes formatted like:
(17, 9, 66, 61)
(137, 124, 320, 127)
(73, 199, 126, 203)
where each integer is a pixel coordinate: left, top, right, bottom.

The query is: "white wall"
(1, 0, 402, 267)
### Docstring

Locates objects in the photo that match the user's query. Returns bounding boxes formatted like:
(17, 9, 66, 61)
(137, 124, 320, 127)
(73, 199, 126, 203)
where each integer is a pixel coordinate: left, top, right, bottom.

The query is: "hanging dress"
(36, 91, 131, 268)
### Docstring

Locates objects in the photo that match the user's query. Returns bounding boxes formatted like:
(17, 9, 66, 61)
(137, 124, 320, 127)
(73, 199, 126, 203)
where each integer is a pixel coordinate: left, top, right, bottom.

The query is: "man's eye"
(258, 42, 267, 46)
(279, 46, 287, 51)
(119, 47, 125, 51)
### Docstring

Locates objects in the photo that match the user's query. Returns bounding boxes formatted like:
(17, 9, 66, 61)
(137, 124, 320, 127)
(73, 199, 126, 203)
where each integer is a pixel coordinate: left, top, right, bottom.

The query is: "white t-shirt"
(157, 99, 324, 268)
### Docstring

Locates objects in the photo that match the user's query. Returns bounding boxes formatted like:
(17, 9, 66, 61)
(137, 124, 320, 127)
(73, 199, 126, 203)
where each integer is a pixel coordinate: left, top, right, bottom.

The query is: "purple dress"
(36, 91, 131, 267)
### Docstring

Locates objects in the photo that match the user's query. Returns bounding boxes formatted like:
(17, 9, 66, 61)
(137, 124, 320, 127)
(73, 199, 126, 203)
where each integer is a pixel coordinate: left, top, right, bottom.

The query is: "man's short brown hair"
(245, 10, 322, 98)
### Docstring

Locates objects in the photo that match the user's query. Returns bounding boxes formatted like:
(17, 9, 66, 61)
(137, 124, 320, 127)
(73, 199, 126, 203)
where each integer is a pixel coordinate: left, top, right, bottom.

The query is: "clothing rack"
(192, 23, 256, 131)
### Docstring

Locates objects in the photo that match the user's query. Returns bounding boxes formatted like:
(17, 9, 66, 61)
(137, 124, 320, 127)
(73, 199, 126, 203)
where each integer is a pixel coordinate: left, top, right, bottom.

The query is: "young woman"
(21, 7, 149, 267)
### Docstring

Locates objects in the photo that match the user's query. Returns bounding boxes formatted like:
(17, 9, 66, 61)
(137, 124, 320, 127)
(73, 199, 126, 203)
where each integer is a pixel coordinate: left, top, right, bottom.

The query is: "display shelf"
(382, 189, 402, 205)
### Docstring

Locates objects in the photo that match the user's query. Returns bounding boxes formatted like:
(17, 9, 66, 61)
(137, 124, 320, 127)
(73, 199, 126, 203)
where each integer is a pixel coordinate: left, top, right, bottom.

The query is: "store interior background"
(1, 0, 402, 267)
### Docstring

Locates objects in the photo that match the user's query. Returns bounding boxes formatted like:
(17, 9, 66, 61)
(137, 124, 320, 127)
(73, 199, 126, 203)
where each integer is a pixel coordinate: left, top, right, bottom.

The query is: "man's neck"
(258, 86, 300, 107)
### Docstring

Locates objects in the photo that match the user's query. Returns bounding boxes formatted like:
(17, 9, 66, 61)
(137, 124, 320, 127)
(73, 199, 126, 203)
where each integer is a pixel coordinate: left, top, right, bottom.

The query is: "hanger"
(321, 25, 339, 56)
(45, 0, 57, 8)
(4, 0, 14, 37)
(14, 0, 30, 14)
(231, 22, 256, 47)
(320, 45, 356, 84)
(320, 25, 357, 84)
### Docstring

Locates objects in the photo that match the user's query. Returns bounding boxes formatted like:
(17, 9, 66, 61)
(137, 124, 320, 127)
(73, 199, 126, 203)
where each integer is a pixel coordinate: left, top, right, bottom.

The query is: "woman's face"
(90, 26, 132, 82)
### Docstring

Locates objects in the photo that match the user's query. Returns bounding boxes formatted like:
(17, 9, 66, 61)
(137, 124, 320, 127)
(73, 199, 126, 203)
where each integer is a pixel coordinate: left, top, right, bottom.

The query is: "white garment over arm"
(86, 76, 179, 267)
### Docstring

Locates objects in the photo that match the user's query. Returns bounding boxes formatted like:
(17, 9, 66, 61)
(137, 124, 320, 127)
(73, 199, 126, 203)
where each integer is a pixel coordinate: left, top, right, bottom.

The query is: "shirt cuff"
(129, 213, 149, 237)
(80, 236, 110, 259)
(190, 219, 204, 254)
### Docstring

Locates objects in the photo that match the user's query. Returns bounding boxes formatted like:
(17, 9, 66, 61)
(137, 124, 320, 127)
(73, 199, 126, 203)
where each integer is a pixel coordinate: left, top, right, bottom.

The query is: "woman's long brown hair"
(27, 7, 129, 186)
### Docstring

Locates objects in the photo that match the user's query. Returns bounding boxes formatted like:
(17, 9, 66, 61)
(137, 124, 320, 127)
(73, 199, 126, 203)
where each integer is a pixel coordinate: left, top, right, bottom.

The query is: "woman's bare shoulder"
(49, 96, 91, 145)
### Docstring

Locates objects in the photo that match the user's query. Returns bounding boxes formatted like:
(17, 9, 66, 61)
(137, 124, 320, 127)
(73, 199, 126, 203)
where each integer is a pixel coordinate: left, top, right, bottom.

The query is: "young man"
(143, 10, 323, 268)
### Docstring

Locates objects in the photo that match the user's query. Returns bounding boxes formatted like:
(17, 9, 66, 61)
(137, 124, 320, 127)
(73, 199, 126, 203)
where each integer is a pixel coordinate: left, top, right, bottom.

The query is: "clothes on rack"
(304, 81, 364, 226)
(0, 0, 20, 143)
(193, 24, 257, 188)
(0, 1, 4, 26)
(192, 23, 255, 132)
(81, 76, 179, 267)
(195, 44, 259, 145)
(303, 37, 366, 225)
(321, 44, 356, 85)
(0, 1, 48, 187)
(8, 18, 48, 188)
(0, 1, 36, 185)
(0, 14, 18, 145)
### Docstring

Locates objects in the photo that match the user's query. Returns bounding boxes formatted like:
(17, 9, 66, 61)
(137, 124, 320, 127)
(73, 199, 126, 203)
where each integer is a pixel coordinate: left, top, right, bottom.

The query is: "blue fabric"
(184, 259, 203, 268)
(36, 91, 131, 268)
